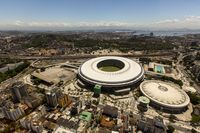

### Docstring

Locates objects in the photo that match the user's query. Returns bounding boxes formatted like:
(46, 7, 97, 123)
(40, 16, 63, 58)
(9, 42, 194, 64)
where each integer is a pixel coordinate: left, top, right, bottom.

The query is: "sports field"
(99, 66, 121, 72)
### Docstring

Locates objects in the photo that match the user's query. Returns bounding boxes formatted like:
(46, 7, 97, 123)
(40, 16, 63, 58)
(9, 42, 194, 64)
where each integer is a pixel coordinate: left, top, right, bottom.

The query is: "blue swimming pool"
(155, 65, 164, 73)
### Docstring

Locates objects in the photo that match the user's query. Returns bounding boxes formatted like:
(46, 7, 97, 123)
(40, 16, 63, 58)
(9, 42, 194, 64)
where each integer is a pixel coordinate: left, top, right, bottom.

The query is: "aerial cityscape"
(0, 0, 200, 133)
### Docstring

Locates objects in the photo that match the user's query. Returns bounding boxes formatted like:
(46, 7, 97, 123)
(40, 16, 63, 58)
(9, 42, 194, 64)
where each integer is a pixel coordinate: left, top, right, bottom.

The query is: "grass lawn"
(99, 66, 121, 72)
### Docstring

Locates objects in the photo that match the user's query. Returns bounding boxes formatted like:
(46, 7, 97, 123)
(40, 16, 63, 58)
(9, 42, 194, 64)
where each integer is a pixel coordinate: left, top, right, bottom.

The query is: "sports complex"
(78, 56, 144, 94)
(140, 80, 190, 113)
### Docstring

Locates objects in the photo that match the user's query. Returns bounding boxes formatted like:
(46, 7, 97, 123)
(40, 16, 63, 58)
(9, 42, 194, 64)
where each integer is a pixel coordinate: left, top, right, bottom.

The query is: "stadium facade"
(78, 56, 144, 95)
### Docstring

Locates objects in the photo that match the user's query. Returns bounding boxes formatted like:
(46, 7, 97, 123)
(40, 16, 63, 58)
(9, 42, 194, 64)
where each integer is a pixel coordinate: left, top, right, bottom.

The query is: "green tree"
(169, 114, 176, 123)
(191, 114, 200, 123)
(191, 128, 197, 133)
(187, 92, 200, 105)
(167, 125, 175, 133)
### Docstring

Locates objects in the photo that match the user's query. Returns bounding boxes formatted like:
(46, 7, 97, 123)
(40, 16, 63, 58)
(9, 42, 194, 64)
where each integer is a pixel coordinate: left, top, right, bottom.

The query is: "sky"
(0, 0, 200, 30)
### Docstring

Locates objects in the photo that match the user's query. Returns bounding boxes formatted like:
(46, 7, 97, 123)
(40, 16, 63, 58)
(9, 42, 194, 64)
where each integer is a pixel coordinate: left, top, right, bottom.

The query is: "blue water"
(134, 30, 200, 36)
(155, 65, 164, 73)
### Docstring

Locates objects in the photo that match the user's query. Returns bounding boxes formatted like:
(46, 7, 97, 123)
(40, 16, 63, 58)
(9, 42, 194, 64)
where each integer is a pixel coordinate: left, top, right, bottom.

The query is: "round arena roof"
(138, 96, 150, 104)
(78, 56, 144, 87)
(140, 80, 190, 109)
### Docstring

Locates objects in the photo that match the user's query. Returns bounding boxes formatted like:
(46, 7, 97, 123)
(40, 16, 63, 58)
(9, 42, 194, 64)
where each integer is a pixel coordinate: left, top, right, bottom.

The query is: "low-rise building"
(57, 117, 79, 132)
(20, 105, 47, 133)
(103, 105, 118, 118)
(79, 111, 92, 122)
(137, 116, 166, 133)
(53, 127, 74, 133)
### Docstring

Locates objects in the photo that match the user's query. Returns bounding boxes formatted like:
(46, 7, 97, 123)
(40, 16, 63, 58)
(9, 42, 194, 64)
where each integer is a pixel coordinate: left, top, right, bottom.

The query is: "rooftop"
(79, 111, 92, 122)
(103, 105, 118, 118)
(140, 80, 190, 108)
(138, 96, 150, 104)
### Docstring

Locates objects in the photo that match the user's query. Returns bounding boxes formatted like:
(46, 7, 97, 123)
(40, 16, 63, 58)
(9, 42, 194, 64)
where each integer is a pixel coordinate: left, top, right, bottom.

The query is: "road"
(0, 52, 175, 60)
(177, 52, 200, 94)
(0, 66, 35, 98)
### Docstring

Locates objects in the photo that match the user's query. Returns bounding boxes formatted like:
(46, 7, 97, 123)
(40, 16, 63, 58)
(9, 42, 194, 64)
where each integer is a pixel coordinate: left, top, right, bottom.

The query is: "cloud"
(1, 16, 200, 30)
(77, 21, 132, 27)
(14, 20, 25, 26)
(154, 19, 179, 24)
(28, 22, 71, 27)
(0, 21, 136, 30)
(185, 16, 200, 22)
(149, 16, 200, 30)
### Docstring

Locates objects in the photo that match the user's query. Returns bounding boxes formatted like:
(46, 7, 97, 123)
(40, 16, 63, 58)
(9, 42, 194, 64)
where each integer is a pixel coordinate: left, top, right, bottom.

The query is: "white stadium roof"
(78, 56, 144, 87)
(140, 80, 190, 109)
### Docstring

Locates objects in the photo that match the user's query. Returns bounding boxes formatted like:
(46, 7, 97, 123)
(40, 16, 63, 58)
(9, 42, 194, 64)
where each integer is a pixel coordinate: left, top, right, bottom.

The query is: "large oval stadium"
(140, 80, 190, 113)
(78, 56, 144, 94)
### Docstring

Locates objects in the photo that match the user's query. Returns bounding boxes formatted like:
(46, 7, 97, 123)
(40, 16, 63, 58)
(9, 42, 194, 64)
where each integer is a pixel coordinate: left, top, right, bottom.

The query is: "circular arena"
(140, 80, 190, 113)
(78, 56, 144, 91)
